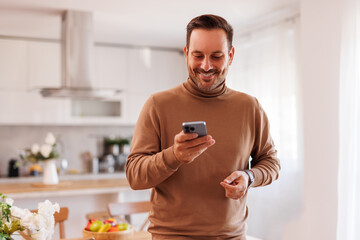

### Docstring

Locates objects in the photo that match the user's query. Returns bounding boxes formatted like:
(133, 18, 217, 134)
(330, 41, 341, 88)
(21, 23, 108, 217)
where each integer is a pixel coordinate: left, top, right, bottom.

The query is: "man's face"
(184, 28, 234, 91)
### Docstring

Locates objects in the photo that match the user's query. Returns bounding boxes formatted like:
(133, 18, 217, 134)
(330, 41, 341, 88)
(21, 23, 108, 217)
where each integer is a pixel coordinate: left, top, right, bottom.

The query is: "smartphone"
(182, 121, 207, 137)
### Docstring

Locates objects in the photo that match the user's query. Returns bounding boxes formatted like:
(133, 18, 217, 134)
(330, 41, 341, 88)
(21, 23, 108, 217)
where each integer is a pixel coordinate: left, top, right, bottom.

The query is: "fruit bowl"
(82, 226, 134, 240)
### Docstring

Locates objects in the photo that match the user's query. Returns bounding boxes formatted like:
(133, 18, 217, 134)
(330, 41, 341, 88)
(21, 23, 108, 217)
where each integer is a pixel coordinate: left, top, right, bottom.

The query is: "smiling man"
(185, 27, 234, 91)
(126, 14, 280, 240)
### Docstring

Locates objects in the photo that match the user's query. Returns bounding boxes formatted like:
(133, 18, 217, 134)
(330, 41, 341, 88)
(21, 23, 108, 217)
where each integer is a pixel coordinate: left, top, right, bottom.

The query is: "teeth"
(200, 72, 215, 77)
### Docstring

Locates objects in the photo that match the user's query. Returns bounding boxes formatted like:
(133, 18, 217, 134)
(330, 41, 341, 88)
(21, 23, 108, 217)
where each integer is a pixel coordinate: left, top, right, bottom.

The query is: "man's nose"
(200, 57, 212, 71)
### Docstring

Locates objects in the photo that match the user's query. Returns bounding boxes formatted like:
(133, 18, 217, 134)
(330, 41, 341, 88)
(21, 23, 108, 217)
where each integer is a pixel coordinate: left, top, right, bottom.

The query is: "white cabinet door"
(0, 91, 68, 124)
(94, 46, 128, 90)
(28, 41, 61, 89)
(0, 40, 67, 125)
(128, 48, 185, 94)
(0, 39, 28, 90)
(126, 48, 186, 124)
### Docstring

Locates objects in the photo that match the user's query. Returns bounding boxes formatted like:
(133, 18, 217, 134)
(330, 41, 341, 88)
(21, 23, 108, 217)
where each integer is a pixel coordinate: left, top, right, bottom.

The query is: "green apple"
(117, 223, 130, 231)
(89, 220, 103, 232)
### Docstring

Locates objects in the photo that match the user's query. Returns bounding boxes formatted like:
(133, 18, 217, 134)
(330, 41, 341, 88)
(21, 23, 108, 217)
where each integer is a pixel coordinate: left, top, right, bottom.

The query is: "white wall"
(283, 0, 343, 239)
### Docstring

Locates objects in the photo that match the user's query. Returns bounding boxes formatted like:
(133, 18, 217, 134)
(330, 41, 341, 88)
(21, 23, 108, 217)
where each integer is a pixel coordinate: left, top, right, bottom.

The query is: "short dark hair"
(186, 14, 234, 51)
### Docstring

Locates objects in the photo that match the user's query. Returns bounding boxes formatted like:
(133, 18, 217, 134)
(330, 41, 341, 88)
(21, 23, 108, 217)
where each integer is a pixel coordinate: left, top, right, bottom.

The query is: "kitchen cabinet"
(0, 39, 187, 125)
(0, 39, 68, 124)
(28, 41, 61, 89)
(128, 48, 185, 94)
(94, 45, 128, 90)
(0, 39, 28, 90)
(126, 48, 186, 123)
(0, 91, 69, 124)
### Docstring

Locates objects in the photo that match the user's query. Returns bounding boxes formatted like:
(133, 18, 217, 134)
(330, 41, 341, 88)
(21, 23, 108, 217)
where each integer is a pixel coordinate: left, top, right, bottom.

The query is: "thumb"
(223, 171, 241, 184)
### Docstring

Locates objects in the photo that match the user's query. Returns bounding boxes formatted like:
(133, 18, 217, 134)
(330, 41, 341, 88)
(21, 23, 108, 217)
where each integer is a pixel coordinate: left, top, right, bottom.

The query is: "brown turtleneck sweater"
(126, 78, 280, 239)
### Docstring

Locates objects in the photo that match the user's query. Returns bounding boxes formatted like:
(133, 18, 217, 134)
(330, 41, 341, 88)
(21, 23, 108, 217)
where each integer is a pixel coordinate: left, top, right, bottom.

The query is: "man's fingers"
(220, 181, 246, 192)
(223, 171, 242, 184)
(175, 131, 198, 143)
(173, 131, 215, 163)
(185, 135, 215, 148)
(220, 182, 246, 199)
(220, 171, 249, 200)
(179, 140, 215, 160)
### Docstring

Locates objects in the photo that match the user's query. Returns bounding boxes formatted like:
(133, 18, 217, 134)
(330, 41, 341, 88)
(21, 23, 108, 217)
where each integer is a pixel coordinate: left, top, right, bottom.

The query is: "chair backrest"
(54, 207, 69, 239)
(31, 207, 69, 239)
(107, 201, 151, 231)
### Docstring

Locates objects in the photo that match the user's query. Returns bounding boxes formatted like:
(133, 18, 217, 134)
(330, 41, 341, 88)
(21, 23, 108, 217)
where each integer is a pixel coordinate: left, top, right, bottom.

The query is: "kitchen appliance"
(99, 154, 115, 173)
(98, 137, 129, 172)
(40, 10, 121, 100)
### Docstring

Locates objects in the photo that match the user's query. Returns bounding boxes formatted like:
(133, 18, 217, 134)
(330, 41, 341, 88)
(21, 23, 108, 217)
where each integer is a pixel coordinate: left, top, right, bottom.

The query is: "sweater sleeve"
(126, 95, 183, 190)
(250, 98, 281, 187)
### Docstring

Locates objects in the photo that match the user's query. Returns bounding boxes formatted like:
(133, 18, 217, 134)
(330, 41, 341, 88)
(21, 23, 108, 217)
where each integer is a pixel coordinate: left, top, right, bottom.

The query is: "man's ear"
(184, 46, 188, 55)
(184, 46, 189, 61)
(228, 46, 235, 65)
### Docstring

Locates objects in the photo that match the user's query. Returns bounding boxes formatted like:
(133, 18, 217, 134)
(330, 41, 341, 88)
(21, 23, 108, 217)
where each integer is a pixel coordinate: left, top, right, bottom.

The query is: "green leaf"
(0, 233, 12, 240)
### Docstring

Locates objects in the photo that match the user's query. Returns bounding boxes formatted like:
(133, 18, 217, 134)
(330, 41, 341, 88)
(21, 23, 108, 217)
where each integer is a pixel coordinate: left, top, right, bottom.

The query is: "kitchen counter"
(0, 172, 127, 183)
(0, 173, 131, 199)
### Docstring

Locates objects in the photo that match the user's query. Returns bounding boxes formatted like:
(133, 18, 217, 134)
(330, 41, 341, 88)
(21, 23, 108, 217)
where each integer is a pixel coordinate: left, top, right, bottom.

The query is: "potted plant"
(103, 137, 130, 156)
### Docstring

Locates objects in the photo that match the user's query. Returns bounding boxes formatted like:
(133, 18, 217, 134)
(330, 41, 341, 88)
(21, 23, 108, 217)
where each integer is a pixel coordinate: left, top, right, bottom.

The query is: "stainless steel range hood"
(40, 10, 121, 100)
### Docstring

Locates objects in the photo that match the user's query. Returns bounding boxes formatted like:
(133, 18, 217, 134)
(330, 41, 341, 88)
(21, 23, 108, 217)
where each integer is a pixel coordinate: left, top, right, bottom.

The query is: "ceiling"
(0, 0, 299, 49)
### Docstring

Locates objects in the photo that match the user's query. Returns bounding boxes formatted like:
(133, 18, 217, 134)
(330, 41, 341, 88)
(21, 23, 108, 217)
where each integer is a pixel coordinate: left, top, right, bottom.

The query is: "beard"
(188, 66, 227, 92)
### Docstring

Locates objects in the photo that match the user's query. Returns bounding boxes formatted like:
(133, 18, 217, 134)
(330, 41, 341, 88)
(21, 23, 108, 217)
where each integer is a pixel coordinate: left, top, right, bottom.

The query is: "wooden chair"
(107, 201, 151, 231)
(54, 207, 69, 239)
(29, 207, 69, 239)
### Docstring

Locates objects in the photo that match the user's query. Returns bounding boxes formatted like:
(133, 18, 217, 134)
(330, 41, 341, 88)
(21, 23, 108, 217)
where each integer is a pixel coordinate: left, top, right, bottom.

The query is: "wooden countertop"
(0, 178, 131, 199)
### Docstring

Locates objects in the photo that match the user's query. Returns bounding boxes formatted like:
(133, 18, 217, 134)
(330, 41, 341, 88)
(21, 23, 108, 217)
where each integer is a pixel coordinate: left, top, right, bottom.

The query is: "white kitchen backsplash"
(0, 125, 134, 177)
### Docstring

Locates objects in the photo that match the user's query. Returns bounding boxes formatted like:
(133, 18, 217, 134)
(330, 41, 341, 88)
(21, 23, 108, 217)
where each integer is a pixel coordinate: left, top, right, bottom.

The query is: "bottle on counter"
(91, 157, 99, 174)
(8, 159, 19, 177)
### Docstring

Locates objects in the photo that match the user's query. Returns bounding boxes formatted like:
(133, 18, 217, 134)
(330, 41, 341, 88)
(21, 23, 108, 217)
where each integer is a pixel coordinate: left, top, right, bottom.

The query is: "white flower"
(11, 206, 34, 223)
(31, 144, 40, 155)
(10, 199, 60, 240)
(5, 197, 13, 206)
(38, 200, 60, 217)
(45, 133, 56, 145)
(40, 144, 52, 158)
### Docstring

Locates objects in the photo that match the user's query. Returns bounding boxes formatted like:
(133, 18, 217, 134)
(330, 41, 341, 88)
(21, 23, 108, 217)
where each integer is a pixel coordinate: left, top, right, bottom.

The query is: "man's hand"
(173, 131, 215, 163)
(220, 171, 249, 200)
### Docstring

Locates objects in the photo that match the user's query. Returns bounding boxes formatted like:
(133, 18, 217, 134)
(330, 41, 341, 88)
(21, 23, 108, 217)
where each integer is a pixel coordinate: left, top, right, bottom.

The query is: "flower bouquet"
(19, 133, 60, 185)
(0, 193, 59, 240)
(19, 133, 59, 164)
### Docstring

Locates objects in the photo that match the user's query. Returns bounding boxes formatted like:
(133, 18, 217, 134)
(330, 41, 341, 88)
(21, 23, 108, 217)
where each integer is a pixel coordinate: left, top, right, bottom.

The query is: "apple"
(117, 223, 130, 231)
(89, 220, 103, 232)
(85, 219, 96, 231)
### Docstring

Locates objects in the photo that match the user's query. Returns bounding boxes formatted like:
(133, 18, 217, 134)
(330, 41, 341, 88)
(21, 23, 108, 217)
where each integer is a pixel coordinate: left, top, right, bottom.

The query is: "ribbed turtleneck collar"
(183, 77, 227, 98)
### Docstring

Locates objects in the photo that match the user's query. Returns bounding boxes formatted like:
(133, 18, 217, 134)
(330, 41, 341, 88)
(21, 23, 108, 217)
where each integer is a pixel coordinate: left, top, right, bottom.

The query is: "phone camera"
(190, 127, 195, 131)
(184, 126, 189, 130)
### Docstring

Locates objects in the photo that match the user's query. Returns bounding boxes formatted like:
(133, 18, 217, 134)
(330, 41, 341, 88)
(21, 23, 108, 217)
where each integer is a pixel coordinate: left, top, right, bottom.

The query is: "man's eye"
(212, 55, 223, 59)
(194, 55, 203, 59)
